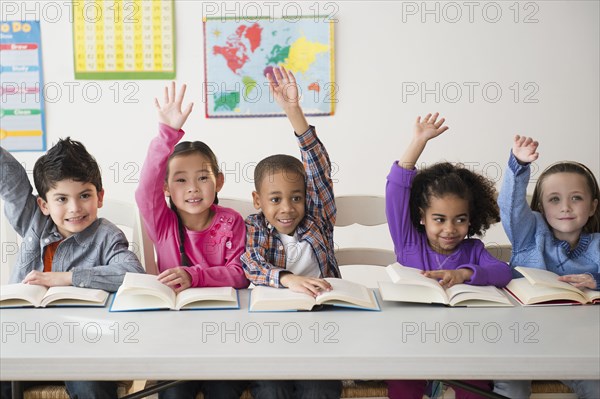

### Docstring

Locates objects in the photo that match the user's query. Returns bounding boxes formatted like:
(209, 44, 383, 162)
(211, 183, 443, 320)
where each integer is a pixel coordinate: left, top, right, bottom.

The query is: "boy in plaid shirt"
(241, 66, 341, 399)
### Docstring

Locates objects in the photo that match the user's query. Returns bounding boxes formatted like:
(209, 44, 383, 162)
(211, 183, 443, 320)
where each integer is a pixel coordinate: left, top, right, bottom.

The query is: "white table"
(1, 289, 599, 381)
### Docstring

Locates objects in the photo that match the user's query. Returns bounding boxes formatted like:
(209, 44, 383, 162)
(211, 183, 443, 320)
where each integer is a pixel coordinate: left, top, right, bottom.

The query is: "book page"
(515, 266, 583, 294)
(386, 263, 447, 297)
(315, 278, 379, 310)
(378, 281, 449, 305)
(41, 286, 109, 307)
(446, 284, 513, 307)
(0, 283, 47, 307)
(175, 287, 238, 310)
(111, 273, 175, 311)
(506, 278, 587, 305)
(583, 289, 600, 303)
(249, 286, 314, 311)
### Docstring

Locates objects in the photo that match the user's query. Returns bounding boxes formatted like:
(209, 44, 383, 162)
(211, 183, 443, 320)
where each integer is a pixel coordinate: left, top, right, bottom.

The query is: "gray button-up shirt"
(1, 147, 144, 292)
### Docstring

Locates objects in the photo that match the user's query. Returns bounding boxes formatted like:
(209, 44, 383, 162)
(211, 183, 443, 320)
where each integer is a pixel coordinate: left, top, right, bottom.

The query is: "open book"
(249, 278, 380, 312)
(377, 263, 513, 307)
(0, 284, 109, 308)
(110, 273, 239, 311)
(506, 266, 600, 306)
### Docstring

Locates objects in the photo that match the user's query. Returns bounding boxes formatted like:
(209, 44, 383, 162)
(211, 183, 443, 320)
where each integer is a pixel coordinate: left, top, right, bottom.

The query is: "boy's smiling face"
(252, 170, 306, 235)
(37, 179, 104, 238)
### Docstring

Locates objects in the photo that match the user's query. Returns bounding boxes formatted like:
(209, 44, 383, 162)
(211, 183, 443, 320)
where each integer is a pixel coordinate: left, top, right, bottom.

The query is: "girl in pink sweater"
(135, 83, 248, 398)
(135, 83, 249, 292)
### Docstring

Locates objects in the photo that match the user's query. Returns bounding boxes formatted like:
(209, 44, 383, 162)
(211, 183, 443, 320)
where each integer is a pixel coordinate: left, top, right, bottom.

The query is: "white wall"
(2, 1, 599, 249)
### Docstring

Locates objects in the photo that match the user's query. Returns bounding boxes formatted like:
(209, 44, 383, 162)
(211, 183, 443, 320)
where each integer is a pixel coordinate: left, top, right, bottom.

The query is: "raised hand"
(512, 135, 539, 164)
(266, 66, 300, 111)
(414, 112, 449, 141)
(266, 65, 309, 134)
(155, 82, 194, 131)
(398, 112, 449, 169)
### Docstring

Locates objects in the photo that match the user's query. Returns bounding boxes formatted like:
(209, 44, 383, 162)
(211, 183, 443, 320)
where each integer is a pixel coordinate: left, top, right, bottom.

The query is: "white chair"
(1, 198, 20, 285)
(334, 195, 396, 288)
(485, 243, 512, 263)
(98, 198, 158, 274)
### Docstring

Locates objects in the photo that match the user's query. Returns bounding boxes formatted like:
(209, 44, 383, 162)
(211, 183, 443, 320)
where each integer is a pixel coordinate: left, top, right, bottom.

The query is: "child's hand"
(266, 66, 300, 111)
(558, 274, 597, 290)
(413, 112, 449, 142)
(280, 273, 333, 297)
(158, 267, 192, 293)
(155, 82, 194, 131)
(512, 135, 539, 164)
(22, 271, 73, 287)
(422, 269, 473, 288)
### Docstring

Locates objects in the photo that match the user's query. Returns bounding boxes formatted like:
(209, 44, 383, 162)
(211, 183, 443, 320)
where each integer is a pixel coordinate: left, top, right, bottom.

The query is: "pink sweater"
(135, 123, 249, 289)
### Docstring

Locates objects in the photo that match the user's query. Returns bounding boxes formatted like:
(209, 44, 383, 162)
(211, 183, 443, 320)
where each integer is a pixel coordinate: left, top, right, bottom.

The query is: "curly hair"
(530, 161, 600, 234)
(409, 162, 500, 237)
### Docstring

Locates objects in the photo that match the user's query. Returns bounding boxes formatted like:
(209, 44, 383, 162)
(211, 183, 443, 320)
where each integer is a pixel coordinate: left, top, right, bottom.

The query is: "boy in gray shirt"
(1, 138, 144, 399)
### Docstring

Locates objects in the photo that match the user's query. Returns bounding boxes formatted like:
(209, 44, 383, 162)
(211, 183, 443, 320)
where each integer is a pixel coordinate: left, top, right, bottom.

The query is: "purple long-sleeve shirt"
(385, 163, 511, 287)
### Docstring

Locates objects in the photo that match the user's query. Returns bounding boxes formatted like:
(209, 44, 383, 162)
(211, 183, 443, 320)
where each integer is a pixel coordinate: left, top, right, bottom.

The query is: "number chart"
(73, 0, 175, 79)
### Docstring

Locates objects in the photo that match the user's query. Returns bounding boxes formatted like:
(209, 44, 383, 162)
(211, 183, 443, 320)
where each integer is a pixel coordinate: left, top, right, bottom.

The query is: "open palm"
(266, 66, 299, 110)
(155, 82, 193, 131)
(414, 112, 449, 140)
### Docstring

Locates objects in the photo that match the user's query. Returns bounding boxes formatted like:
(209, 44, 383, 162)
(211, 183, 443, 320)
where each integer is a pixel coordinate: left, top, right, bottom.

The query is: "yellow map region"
(283, 36, 329, 74)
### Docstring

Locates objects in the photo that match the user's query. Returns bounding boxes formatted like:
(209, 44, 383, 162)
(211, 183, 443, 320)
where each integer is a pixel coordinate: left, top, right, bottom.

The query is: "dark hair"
(166, 141, 221, 266)
(254, 154, 306, 192)
(33, 137, 102, 201)
(409, 162, 500, 237)
(531, 161, 600, 234)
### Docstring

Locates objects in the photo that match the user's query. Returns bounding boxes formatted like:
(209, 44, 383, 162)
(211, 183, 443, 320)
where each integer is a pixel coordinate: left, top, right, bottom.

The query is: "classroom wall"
(2, 1, 599, 249)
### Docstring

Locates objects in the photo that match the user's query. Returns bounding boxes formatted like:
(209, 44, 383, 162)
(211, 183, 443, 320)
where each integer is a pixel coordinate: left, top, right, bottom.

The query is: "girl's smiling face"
(538, 172, 598, 247)
(164, 153, 224, 228)
(421, 194, 470, 254)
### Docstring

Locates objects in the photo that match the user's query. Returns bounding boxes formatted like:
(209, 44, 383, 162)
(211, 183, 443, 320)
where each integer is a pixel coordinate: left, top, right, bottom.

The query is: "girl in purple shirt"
(385, 113, 511, 399)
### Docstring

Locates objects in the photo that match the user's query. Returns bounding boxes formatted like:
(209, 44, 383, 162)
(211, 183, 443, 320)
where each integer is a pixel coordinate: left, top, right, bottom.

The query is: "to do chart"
(73, 0, 175, 79)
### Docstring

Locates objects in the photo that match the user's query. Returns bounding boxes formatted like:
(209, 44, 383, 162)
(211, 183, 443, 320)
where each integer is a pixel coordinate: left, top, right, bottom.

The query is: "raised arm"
(135, 83, 194, 242)
(0, 147, 39, 237)
(268, 67, 335, 225)
(267, 66, 309, 134)
(498, 135, 540, 248)
(398, 113, 449, 170)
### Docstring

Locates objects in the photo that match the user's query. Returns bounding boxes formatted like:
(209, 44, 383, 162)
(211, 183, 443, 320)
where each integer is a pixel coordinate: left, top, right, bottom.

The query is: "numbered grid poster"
(73, 0, 175, 79)
(204, 17, 335, 118)
(0, 21, 46, 151)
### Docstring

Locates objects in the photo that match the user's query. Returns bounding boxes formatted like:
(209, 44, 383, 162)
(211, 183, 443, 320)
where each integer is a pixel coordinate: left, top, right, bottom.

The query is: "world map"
(204, 18, 335, 117)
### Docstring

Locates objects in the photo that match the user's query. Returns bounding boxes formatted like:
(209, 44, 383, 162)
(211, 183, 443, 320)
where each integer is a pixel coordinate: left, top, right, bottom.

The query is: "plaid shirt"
(241, 126, 340, 287)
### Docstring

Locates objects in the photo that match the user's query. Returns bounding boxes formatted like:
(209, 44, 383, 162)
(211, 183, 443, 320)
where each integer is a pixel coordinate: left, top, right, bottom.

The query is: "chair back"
(98, 199, 157, 273)
(0, 198, 20, 285)
(334, 195, 396, 267)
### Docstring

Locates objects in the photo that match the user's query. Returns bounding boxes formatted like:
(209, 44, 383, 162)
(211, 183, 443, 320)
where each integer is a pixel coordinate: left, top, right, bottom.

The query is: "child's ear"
(418, 207, 425, 224)
(163, 182, 170, 197)
(97, 189, 105, 209)
(252, 191, 261, 210)
(36, 196, 51, 216)
(215, 172, 225, 193)
(590, 198, 598, 217)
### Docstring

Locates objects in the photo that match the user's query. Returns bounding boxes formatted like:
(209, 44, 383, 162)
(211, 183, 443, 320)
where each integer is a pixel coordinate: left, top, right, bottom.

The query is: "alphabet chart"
(73, 0, 175, 79)
(0, 21, 46, 151)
